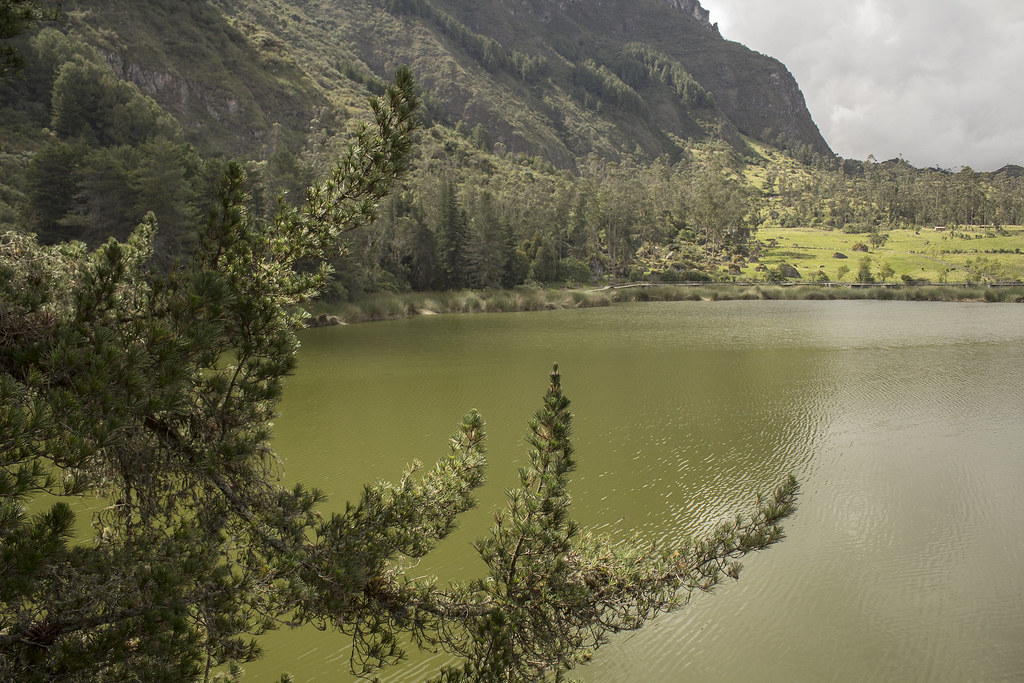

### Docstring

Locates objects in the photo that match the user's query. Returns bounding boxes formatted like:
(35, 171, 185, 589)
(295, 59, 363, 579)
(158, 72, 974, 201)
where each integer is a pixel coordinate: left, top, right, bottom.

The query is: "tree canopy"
(0, 67, 798, 681)
(0, 0, 60, 76)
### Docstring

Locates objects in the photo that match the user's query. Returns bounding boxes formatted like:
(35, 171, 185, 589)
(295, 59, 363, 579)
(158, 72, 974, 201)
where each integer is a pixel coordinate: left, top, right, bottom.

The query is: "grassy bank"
(307, 284, 1024, 325)
(756, 225, 1024, 283)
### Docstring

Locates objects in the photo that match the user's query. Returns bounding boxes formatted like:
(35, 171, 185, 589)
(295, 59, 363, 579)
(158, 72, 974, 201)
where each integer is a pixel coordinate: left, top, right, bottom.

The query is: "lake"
(249, 300, 1024, 681)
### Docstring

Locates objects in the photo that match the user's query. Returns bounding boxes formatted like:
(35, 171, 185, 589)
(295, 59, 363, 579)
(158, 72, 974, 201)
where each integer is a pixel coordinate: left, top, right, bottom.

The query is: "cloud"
(700, 0, 1024, 170)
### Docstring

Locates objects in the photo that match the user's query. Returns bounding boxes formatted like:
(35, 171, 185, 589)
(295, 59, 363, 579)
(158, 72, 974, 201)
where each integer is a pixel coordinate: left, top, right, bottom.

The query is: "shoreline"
(306, 283, 1024, 326)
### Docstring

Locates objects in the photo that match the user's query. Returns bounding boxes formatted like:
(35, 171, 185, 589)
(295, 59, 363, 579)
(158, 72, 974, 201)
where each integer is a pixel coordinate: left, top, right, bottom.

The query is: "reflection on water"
(254, 301, 1024, 681)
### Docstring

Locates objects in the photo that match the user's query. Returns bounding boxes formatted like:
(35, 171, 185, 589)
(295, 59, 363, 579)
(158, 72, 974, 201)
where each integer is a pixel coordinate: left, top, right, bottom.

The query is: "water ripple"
(252, 302, 1024, 681)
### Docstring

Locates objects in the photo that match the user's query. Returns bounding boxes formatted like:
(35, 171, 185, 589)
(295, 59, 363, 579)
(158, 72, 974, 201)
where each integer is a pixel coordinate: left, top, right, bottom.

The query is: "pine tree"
(437, 178, 468, 289)
(464, 191, 507, 289)
(434, 366, 798, 681)
(0, 67, 428, 680)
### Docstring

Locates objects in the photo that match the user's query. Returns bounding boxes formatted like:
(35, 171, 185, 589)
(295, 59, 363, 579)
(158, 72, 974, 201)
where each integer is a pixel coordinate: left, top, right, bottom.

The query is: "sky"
(698, 0, 1024, 171)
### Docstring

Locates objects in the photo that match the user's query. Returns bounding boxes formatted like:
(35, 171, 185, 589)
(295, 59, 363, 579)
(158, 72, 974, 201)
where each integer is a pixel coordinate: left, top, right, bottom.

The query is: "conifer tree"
(437, 178, 468, 289)
(432, 366, 797, 681)
(464, 191, 507, 289)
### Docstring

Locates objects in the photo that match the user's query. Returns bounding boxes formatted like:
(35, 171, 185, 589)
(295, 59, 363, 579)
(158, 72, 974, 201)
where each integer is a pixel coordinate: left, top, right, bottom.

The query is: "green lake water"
(248, 300, 1024, 682)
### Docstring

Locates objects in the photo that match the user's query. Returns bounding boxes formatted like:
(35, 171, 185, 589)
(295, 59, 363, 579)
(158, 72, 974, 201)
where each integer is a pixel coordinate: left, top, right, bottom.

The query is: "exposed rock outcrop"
(666, 0, 719, 34)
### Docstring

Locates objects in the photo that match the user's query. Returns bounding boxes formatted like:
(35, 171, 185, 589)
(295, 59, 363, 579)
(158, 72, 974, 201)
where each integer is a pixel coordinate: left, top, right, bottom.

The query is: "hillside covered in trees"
(2, 0, 1023, 299)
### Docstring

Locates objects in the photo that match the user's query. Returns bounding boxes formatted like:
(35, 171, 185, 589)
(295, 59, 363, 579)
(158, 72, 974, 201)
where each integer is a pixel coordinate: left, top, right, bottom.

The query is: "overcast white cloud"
(699, 0, 1024, 170)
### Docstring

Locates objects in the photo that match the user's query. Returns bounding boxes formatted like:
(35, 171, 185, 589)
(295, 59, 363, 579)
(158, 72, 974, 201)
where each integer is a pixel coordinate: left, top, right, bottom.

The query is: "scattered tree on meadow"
(857, 255, 875, 283)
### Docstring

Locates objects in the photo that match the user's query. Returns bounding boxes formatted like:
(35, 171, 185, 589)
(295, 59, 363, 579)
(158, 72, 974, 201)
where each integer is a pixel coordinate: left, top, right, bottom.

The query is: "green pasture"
(752, 226, 1024, 283)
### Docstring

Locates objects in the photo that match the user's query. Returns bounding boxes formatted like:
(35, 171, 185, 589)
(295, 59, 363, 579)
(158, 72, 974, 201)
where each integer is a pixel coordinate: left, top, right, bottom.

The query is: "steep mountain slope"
(67, 0, 329, 157)
(67, 0, 831, 167)
(408, 0, 831, 158)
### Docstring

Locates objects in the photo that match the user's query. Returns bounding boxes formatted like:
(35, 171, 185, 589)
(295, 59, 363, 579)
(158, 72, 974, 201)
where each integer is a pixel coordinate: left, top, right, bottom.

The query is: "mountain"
(4, 0, 1022, 296)
(67, 0, 832, 166)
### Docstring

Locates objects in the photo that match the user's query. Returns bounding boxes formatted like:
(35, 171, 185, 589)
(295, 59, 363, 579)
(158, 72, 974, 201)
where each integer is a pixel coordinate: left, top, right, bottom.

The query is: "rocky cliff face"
(103, 51, 240, 123)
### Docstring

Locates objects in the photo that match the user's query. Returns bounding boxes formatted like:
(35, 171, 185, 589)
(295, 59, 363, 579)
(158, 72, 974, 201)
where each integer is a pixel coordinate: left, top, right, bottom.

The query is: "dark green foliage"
(557, 256, 592, 285)
(469, 122, 491, 151)
(0, 0, 61, 76)
(525, 231, 559, 283)
(19, 138, 86, 233)
(464, 190, 508, 289)
(336, 57, 387, 95)
(383, 0, 545, 82)
(502, 241, 530, 288)
(50, 59, 181, 147)
(0, 67, 423, 680)
(651, 268, 711, 283)
(687, 151, 756, 260)
(437, 178, 469, 289)
(0, 27, 91, 121)
(2, 32, 204, 262)
(571, 59, 645, 112)
(623, 43, 714, 108)
(772, 155, 1024, 231)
